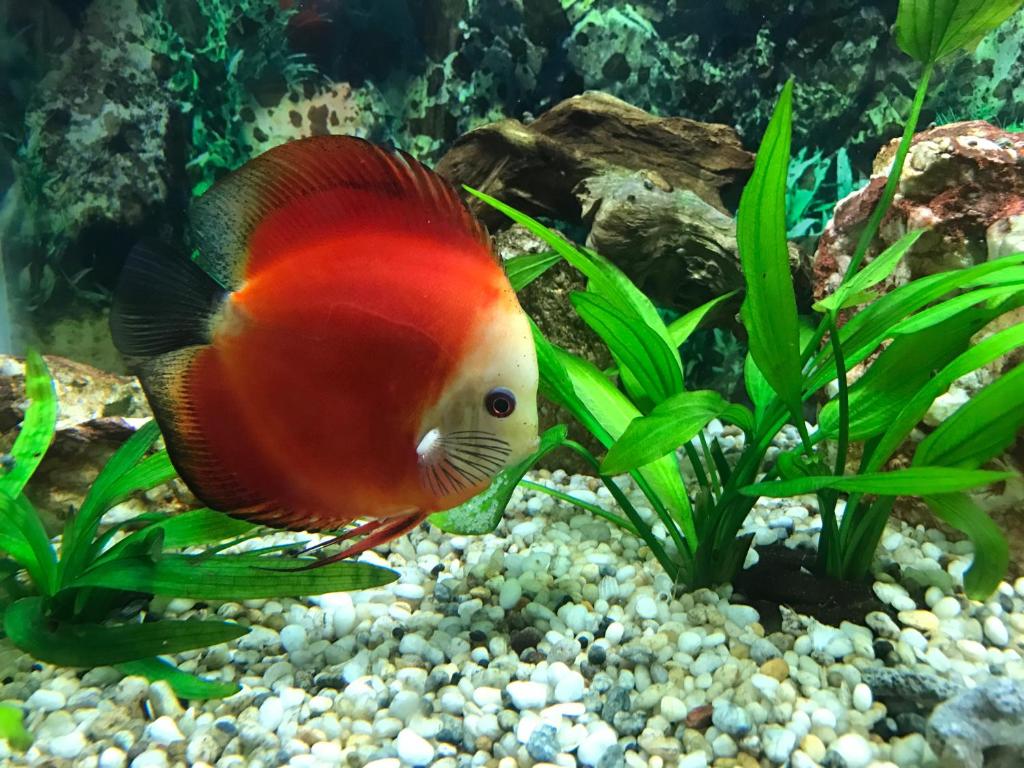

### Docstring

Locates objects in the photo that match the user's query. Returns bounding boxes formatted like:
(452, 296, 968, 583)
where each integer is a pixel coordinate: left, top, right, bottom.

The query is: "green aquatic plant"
(0, 352, 395, 697)
(786, 147, 862, 239)
(147, 0, 317, 196)
(444, 0, 1024, 598)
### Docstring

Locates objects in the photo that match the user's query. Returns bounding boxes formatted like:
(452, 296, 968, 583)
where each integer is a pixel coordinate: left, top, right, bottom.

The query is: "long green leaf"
(118, 656, 240, 699)
(924, 492, 1007, 598)
(0, 350, 57, 497)
(668, 291, 739, 348)
(813, 230, 926, 315)
(59, 421, 164, 585)
(737, 80, 803, 419)
(0, 490, 56, 595)
(72, 553, 397, 599)
(602, 391, 751, 474)
(914, 363, 1024, 468)
(806, 253, 1024, 393)
(889, 283, 1024, 336)
(4, 596, 247, 666)
(742, 467, 1014, 497)
(896, 0, 1024, 63)
(506, 251, 562, 291)
(430, 425, 567, 534)
(97, 451, 178, 513)
(868, 322, 1024, 471)
(818, 310, 986, 440)
(571, 291, 683, 403)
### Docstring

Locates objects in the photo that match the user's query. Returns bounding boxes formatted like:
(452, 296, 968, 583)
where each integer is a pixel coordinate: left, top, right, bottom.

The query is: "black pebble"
(588, 644, 608, 665)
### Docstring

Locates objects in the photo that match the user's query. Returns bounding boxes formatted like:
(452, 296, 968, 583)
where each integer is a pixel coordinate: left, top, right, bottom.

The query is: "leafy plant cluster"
(146, 0, 317, 196)
(785, 147, 864, 239)
(0, 353, 395, 698)
(440, 0, 1024, 599)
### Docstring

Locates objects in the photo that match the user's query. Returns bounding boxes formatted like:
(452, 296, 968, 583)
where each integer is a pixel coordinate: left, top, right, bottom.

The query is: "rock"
(15, 0, 175, 322)
(811, 120, 1024, 569)
(862, 668, 964, 706)
(927, 677, 1024, 768)
(826, 733, 874, 768)
(506, 681, 549, 710)
(395, 728, 435, 766)
(526, 722, 560, 762)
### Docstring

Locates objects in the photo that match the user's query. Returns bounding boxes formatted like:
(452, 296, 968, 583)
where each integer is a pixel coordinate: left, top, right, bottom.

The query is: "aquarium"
(0, 1, 1023, 766)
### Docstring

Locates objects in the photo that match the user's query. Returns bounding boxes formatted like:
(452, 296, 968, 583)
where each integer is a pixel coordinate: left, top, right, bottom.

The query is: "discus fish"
(110, 136, 539, 565)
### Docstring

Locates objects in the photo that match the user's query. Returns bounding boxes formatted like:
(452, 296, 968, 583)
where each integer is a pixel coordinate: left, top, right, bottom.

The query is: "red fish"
(111, 136, 539, 564)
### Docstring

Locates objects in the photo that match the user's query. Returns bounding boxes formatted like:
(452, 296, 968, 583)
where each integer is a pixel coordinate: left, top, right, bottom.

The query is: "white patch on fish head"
(415, 288, 539, 507)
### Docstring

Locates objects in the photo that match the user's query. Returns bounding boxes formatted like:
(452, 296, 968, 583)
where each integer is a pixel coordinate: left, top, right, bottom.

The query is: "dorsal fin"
(190, 136, 492, 290)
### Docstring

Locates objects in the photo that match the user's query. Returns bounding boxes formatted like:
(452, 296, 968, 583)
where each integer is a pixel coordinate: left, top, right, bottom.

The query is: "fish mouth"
(417, 429, 512, 499)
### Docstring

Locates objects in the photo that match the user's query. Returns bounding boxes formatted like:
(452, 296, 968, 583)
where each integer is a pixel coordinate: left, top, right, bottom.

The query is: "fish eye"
(484, 388, 516, 418)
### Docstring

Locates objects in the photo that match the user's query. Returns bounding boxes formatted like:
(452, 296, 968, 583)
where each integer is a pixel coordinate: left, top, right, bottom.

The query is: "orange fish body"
(111, 137, 538, 555)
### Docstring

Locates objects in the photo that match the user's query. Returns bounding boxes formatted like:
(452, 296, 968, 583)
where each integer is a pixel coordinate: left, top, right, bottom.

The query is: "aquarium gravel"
(3, 427, 1022, 768)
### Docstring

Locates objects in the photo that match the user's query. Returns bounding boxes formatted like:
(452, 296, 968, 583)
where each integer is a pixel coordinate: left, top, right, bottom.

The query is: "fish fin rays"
(191, 135, 493, 283)
(110, 242, 227, 359)
(134, 347, 276, 516)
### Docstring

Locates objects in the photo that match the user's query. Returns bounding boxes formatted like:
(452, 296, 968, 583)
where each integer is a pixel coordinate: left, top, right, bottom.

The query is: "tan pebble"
(749, 622, 765, 638)
(801, 733, 826, 762)
(760, 658, 790, 681)
(731, 643, 750, 661)
(898, 610, 940, 633)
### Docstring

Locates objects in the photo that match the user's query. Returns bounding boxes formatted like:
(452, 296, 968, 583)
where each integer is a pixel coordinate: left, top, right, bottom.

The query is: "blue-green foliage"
(147, 0, 317, 196)
(786, 147, 864, 239)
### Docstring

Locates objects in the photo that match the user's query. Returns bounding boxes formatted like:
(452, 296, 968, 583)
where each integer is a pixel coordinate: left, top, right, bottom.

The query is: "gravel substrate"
(3, 447, 1023, 767)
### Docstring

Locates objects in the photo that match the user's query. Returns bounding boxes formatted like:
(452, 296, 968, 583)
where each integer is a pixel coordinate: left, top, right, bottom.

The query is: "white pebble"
(145, 716, 184, 745)
(828, 733, 873, 768)
(394, 583, 425, 601)
(762, 725, 796, 764)
(327, 593, 356, 636)
(130, 751, 169, 768)
(984, 615, 1010, 646)
(635, 595, 659, 620)
(259, 697, 285, 732)
(280, 624, 308, 653)
(578, 722, 618, 766)
(507, 681, 549, 710)
(932, 596, 961, 619)
(554, 670, 585, 702)
(852, 683, 873, 712)
(679, 753, 709, 768)
(500, 580, 523, 610)
(396, 727, 435, 766)
(26, 689, 66, 712)
(99, 747, 128, 768)
(660, 695, 688, 722)
(473, 687, 503, 712)
(604, 621, 625, 645)
(48, 730, 87, 759)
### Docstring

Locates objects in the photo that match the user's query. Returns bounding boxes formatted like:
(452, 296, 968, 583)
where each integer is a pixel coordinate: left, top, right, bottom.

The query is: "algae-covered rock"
(927, 678, 1024, 768)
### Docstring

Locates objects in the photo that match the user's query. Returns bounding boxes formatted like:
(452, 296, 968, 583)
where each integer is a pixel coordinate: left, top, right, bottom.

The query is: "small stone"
(635, 595, 658, 620)
(26, 688, 66, 712)
(577, 723, 618, 766)
(852, 683, 873, 712)
(48, 730, 87, 760)
(280, 624, 308, 653)
(499, 579, 523, 610)
(554, 670, 585, 702)
(396, 727, 435, 766)
(507, 681, 549, 710)
(760, 658, 790, 681)
(394, 583, 425, 601)
(98, 747, 128, 768)
(984, 615, 1010, 647)
(898, 610, 940, 633)
(145, 716, 185, 745)
(712, 700, 752, 737)
(147, 681, 184, 719)
(932, 596, 961, 619)
(827, 733, 873, 768)
(604, 621, 625, 645)
(801, 734, 826, 761)
(526, 723, 560, 762)
(259, 696, 285, 732)
(130, 750, 169, 768)
(678, 754, 709, 768)
(762, 725, 796, 764)
(660, 695, 687, 722)
(686, 704, 713, 729)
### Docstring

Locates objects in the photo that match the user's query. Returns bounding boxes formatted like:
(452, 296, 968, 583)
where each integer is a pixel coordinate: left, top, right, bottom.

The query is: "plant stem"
(560, 440, 679, 579)
(827, 315, 850, 478)
(682, 441, 711, 491)
(698, 432, 722, 499)
(843, 61, 934, 282)
(518, 479, 639, 535)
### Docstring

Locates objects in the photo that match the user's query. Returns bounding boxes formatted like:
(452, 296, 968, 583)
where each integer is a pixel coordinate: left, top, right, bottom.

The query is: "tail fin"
(110, 242, 226, 359)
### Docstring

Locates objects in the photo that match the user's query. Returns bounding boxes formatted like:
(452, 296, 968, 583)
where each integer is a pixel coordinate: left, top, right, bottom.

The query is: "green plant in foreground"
(0, 352, 396, 698)
(438, 0, 1024, 599)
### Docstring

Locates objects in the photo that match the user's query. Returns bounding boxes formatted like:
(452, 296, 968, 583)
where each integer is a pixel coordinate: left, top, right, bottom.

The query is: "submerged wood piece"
(435, 91, 753, 227)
